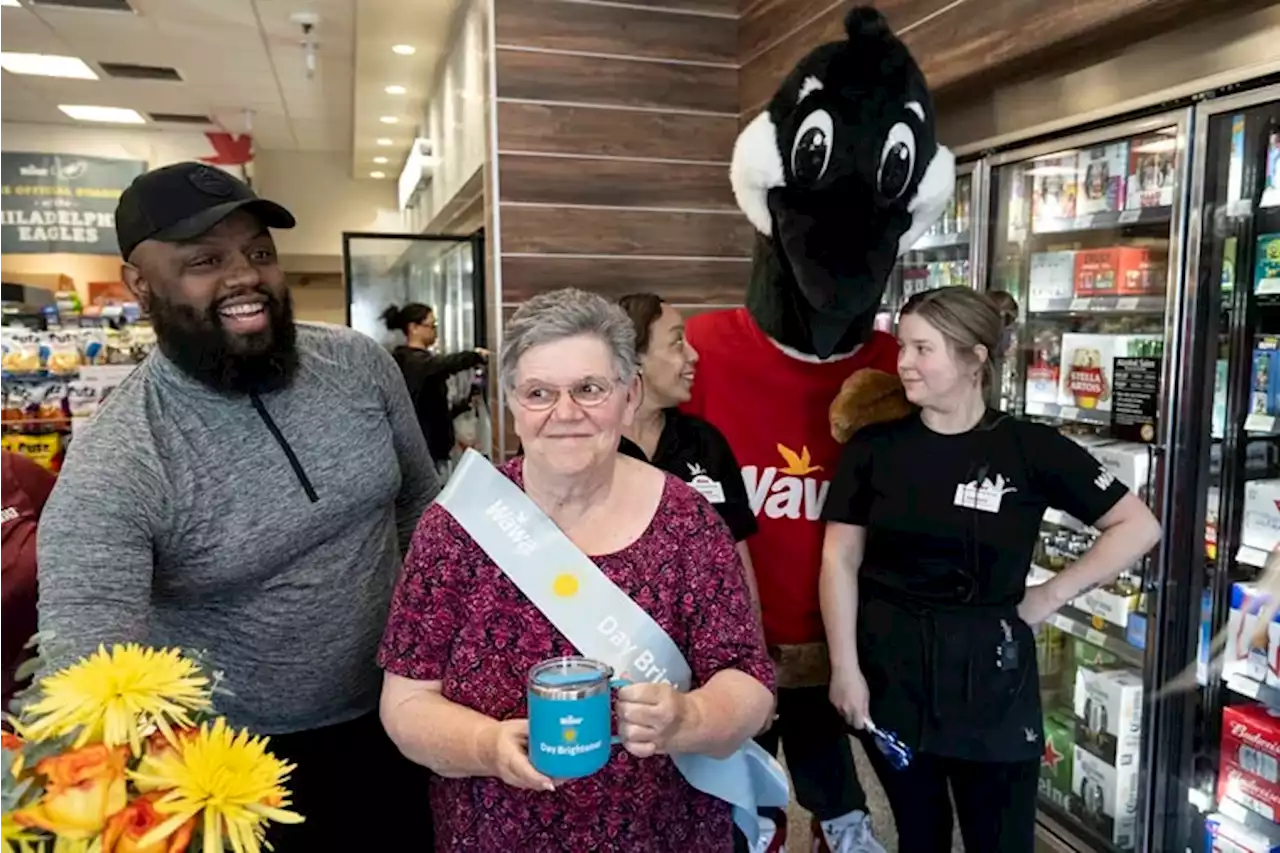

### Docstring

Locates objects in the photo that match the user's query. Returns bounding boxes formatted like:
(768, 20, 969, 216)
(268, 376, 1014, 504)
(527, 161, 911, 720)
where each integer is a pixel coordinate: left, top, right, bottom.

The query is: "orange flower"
(13, 743, 129, 838)
(102, 792, 196, 853)
(1, 731, 22, 750)
(133, 728, 197, 794)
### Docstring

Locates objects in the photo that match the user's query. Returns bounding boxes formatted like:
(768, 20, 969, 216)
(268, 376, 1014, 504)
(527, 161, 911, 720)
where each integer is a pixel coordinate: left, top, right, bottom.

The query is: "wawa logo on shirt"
(953, 472, 1017, 514)
(743, 444, 829, 521)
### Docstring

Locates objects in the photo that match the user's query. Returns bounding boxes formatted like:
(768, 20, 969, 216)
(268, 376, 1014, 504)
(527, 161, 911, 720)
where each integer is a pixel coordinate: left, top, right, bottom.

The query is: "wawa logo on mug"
(484, 499, 539, 555)
(597, 615, 675, 687)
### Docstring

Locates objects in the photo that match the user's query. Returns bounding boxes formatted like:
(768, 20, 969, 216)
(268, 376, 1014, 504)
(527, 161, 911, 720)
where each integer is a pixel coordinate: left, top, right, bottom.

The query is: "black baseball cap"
(114, 162, 296, 261)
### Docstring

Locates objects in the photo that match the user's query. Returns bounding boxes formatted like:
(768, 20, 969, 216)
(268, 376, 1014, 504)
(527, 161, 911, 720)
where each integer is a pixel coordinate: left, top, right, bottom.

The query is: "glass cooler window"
(881, 167, 977, 332)
(1184, 90, 1280, 851)
(986, 118, 1187, 852)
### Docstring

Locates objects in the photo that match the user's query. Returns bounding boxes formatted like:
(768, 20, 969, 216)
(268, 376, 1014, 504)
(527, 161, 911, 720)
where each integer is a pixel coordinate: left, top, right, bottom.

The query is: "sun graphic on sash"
(552, 572, 580, 597)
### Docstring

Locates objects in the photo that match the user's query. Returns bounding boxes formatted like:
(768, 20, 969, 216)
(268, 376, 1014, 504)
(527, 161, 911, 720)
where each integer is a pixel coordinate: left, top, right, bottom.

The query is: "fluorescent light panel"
(0, 0, 22, 8)
(58, 104, 145, 123)
(0, 51, 98, 79)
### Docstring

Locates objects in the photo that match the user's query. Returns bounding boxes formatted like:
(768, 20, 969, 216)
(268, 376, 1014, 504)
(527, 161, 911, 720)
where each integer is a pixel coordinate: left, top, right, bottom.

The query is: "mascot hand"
(829, 369, 915, 443)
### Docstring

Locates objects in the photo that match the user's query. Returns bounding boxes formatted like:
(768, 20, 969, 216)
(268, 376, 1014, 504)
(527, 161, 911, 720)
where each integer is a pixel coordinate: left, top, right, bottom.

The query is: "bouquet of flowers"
(1, 642, 302, 853)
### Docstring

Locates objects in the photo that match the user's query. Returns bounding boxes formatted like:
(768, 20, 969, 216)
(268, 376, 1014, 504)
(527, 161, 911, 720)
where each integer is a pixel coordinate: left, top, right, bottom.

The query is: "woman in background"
(617, 293, 761, 614)
(819, 286, 1160, 852)
(382, 303, 488, 477)
(2, 450, 56, 707)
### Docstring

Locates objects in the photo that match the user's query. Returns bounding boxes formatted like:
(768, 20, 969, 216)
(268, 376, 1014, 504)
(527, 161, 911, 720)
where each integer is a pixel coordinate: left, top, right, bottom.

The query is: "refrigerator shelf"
(908, 229, 971, 251)
(1025, 400, 1112, 426)
(1244, 413, 1280, 435)
(1224, 673, 1280, 712)
(1010, 205, 1173, 242)
(1217, 797, 1280, 837)
(1027, 294, 1166, 315)
(1044, 609, 1145, 668)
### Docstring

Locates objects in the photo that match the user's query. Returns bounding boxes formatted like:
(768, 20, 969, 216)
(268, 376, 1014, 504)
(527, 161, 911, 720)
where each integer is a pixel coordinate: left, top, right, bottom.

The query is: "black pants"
(733, 686, 869, 851)
(864, 744, 1039, 853)
(264, 711, 433, 852)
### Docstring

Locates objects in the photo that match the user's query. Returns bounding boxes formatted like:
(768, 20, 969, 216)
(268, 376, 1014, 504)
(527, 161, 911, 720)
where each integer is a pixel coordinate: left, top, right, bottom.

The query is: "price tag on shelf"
(1084, 628, 1109, 648)
(1116, 297, 1140, 311)
(1069, 298, 1091, 312)
(1072, 214, 1096, 230)
(1245, 413, 1277, 434)
(1228, 675, 1262, 701)
(1059, 406, 1080, 422)
(1118, 209, 1141, 224)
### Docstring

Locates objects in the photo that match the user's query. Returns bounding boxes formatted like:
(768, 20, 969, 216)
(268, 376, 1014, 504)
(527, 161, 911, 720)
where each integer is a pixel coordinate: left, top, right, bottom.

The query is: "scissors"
(863, 718, 912, 771)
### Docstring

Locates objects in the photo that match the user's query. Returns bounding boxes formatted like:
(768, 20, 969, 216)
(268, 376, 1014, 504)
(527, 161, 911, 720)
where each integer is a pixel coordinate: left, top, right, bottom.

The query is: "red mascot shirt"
(683, 308, 898, 645)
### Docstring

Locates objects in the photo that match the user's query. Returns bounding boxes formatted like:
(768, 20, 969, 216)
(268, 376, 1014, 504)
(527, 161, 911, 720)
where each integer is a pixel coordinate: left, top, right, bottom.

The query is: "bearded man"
(34, 162, 439, 851)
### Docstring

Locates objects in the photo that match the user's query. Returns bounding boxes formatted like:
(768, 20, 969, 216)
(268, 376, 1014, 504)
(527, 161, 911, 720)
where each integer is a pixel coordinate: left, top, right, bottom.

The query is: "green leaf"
(12, 656, 40, 685)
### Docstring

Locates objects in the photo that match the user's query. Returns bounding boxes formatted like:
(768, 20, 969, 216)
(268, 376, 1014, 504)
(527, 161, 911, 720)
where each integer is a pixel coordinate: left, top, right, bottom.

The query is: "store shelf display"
(0, 307, 154, 471)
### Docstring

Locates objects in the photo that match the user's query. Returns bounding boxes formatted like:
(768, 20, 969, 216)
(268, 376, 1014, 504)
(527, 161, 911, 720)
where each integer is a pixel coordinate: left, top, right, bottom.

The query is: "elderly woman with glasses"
(377, 287, 776, 852)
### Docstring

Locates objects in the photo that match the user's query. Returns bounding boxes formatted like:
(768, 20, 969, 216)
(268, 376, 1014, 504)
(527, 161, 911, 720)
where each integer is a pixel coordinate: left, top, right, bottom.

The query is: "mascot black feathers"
(678, 8, 952, 851)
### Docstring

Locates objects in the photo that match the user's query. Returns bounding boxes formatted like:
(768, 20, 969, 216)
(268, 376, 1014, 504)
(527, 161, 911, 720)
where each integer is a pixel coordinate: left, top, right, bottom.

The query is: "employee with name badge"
(617, 293, 762, 613)
(378, 288, 785, 852)
(818, 287, 1161, 852)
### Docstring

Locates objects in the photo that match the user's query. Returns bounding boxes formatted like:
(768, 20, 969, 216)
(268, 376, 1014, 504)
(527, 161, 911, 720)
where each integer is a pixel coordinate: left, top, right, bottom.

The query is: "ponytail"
(381, 302, 433, 335)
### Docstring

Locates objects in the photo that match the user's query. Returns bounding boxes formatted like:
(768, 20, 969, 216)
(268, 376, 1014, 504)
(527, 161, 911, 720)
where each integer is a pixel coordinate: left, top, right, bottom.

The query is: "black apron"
(858, 577, 1044, 763)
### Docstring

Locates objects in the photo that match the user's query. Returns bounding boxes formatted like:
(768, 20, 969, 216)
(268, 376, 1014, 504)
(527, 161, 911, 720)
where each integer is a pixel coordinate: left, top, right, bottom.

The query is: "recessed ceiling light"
(379, 116, 399, 124)
(391, 44, 415, 56)
(0, 1, 21, 8)
(1, 52, 98, 79)
(370, 171, 386, 179)
(58, 105, 145, 124)
(373, 156, 388, 164)
(384, 85, 406, 95)
(376, 137, 393, 146)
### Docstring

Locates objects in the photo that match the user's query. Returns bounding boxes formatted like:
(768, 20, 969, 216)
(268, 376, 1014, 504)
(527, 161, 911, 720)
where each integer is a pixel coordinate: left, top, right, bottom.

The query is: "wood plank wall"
(739, 0, 1255, 124)
(489, 0, 752, 454)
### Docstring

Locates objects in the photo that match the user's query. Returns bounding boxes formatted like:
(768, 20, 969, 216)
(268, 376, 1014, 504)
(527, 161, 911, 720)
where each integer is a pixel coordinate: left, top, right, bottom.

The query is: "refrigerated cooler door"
(1179, 87, 1280, 853)
(983, 109, 1195, 852)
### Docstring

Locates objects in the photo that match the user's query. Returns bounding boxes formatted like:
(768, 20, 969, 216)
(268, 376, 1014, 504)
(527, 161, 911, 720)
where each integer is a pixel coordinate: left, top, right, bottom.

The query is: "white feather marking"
(897, 144, 956, 256)
(730, 111, 786, 236)
(905, 101, 925, 122)
(799, 77, 824, 102)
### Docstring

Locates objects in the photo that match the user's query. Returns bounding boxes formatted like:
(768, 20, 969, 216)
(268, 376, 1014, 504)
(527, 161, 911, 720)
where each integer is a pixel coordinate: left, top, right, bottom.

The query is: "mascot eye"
(878, 122, 916, 200)
(791, 109, 834, 185)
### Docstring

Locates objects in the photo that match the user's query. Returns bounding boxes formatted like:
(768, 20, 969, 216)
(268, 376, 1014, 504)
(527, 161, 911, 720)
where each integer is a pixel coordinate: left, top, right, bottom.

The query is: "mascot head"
(731, 5, 955, 359)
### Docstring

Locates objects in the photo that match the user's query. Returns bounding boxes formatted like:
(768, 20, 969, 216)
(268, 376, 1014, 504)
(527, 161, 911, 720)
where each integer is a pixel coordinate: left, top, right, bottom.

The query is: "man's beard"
(150, 288, 299, 394)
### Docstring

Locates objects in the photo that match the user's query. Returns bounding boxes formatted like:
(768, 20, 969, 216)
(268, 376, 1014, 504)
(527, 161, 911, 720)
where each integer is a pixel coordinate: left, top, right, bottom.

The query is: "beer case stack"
(1071, 666, 1143, 848)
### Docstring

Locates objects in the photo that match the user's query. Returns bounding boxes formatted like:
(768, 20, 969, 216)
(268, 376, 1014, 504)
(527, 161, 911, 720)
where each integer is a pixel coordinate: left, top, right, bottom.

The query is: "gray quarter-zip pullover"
(36, 322, 439, 734)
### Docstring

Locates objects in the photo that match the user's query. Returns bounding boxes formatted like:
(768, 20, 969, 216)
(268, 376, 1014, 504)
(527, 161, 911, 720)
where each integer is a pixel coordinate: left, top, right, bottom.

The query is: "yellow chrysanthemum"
(21, 645, 211, 756)
(1, 811, 45, 853)
(129, 718, 303, 853)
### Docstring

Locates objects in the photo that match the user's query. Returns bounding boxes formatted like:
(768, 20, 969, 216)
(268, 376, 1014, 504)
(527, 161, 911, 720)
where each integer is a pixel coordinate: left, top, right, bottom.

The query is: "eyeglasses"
(512, 376, 620, 412)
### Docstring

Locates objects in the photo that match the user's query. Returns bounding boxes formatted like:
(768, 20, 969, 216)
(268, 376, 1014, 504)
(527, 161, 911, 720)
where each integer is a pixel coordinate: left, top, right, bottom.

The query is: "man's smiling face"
(123, 209, 298, 392)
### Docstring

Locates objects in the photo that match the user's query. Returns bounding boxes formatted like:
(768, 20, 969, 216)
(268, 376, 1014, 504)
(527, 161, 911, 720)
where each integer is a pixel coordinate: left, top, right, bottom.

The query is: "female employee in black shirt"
(617, 293, 761, 613)
(818, 286, 1161, 852)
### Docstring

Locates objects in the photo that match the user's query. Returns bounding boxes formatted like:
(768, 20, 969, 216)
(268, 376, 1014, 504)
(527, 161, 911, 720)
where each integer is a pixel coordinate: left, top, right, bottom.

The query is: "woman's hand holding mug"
(616, 682, 691, 758)
(485, 719, 556, 792)
(829, 664, 870, 730)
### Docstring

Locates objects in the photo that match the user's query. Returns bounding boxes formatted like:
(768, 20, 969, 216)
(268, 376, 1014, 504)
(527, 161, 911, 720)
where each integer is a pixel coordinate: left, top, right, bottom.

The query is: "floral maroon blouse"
(378, 457, 775, 852)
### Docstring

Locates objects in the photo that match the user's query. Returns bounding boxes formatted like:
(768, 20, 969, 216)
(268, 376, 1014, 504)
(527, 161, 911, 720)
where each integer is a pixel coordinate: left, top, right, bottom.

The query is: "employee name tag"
(689, 474, 726, 504)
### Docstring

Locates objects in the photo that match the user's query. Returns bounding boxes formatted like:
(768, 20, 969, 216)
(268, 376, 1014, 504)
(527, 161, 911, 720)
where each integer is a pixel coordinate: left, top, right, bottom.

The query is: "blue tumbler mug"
(527, 656, 627, 779)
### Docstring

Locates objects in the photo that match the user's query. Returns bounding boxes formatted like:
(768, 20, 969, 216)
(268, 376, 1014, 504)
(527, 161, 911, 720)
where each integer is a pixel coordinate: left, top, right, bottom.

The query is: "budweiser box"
(1072, 745, 1138, 849)
(1073, 666, 1143, 767)
(1223, 704, 1280, 789)
(1219, 758, 1280, 824)
(1206, 812, 1280, 853)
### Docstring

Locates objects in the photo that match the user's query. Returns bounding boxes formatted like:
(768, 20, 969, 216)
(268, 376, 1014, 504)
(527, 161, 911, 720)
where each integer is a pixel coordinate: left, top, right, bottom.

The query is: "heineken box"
(1039, 709, 1075, 812)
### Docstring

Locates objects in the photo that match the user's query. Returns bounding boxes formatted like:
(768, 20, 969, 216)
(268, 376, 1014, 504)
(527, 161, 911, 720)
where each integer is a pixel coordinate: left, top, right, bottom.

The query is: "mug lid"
(529, 656, 613, 699)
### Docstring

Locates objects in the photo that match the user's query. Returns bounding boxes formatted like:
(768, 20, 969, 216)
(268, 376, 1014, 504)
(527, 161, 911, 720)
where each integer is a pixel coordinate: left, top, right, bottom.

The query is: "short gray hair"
(500, 288, 638, 390)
